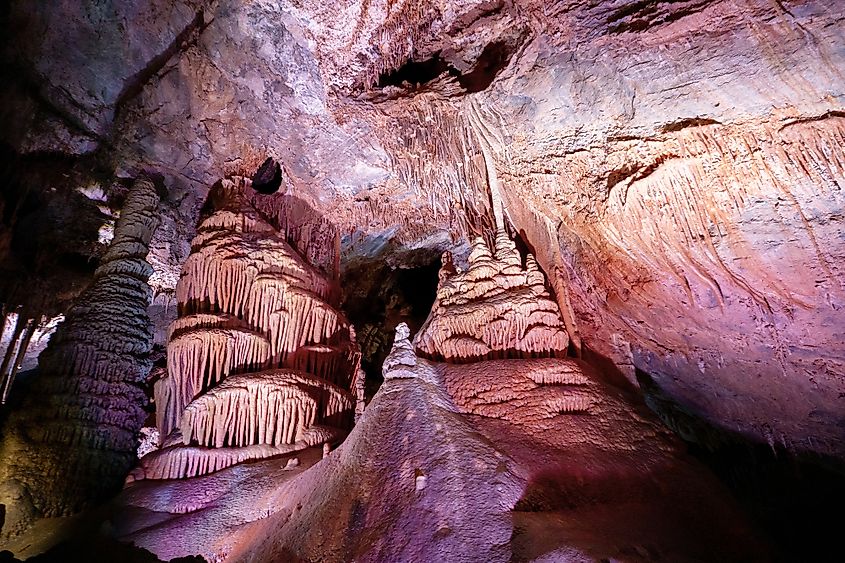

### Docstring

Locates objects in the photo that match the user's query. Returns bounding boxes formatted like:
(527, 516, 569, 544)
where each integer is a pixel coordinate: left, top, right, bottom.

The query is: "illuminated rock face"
(115, 253, 766, 561)
(0, 179, 160, 536)
(135, 179, 358, 481)
(0, 0, 842, 557)
(1, 0, 842, 460)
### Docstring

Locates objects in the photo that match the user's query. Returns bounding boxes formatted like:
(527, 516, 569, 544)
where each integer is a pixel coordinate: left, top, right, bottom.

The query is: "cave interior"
(0, 0, 844, 562)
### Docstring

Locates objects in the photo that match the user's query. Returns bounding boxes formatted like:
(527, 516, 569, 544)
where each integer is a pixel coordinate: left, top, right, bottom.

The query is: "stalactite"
(155, 326, 271, 436)
(139, 183, 357, 481)
(0, 178, 160, 535)
(180, 369, 351, 449)
(1, 317, 37, 403)
(130, 425, 341, 481)
(0, 312, 26, 402)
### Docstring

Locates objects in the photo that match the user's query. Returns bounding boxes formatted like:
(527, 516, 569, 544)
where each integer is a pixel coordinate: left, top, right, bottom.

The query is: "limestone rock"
(142, 182, 357, 480)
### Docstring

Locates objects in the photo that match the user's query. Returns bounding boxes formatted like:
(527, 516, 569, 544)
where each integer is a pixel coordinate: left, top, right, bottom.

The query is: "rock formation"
(0, 0, 841, 461)
(0, 312, 39, 403)
(415, 233, 569, 362)
(0, 0, 842, 559)
(0, 178, 160, 538)
(114, 240, 768, 561)
(132, 178, 359, 481)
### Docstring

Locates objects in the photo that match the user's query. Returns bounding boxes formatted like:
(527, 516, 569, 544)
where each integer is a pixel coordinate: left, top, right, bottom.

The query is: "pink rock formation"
(129, 426, 341, 482)
(2, 0, 841, 461)
(0, 178, 160, 537)
(138, 179, 358, 480)
(180, 370, 352, 448)
(415, 233, 569, 362)
(157, 325, 271, 435)
(115, 325, 767, 562)
(114, 239, 767, 561)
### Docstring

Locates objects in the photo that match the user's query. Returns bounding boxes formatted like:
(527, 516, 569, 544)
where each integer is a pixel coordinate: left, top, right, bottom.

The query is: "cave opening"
(250, 157, 283, 194)
(455, 40, 514, 93)
(375, 39, 516, 94)
(377, 53, 455, 88)
(339, 249, 441, 397)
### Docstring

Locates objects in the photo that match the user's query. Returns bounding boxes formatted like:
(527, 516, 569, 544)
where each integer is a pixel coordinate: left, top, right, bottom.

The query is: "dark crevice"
(340, 249, 441, 396)
(606, 0, 711, 35)
(375, 38, 518, 94)
(779, 109, 845, 130)
(605, 164, 639, 191)
(635, 367, 845, 562)
(377, 53, 455, 88)
(455, 40, 514, 93)
(659, 117, 721, 133)
(113, 10, 208, 122)
(250, 157, 283, 194)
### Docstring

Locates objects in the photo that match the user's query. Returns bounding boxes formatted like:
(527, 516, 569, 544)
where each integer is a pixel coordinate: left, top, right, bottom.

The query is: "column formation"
(0, 178, 160, 535)
(134, 180, 359, 481)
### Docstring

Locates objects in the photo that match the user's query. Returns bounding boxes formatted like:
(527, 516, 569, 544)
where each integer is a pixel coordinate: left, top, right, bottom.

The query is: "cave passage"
(340, 250, 441, 396)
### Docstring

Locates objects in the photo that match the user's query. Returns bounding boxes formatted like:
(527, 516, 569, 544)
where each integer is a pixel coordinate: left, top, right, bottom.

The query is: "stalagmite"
(411, 235, 604, 431)
(0, 178, 161, 536)
(138, 180, 357, 480)
(414, 232, 569, 362)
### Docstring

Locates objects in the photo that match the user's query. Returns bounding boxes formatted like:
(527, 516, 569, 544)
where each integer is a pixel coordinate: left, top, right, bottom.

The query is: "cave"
(0, 1, 843, 562)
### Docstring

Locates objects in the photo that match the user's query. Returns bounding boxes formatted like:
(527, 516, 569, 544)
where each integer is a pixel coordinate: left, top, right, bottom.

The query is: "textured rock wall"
(337, 0, 845, 456)
(0, 178, 160, 538)
(115, 323, 768, 562)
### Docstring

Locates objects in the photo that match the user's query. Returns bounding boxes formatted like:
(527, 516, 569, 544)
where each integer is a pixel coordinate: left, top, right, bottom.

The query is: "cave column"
(0, 177, 161, 538)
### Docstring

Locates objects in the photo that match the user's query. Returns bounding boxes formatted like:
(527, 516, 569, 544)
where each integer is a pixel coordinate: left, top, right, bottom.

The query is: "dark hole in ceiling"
(250, 157, 283, 194)
(376, 39, 516, 94)
(377, 52, 455, 88)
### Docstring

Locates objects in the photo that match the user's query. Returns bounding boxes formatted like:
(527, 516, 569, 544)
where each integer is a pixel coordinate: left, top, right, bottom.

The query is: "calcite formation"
(0, 0, 842, 558)
(135, 179, 358, 481)
(115, 280, 766, 562)
(413, 237, 617, 447)
(119, 220, 707, 561)
(0, 313, 39, 403)
(0, 178, 160, 537)
(415, 233, 569, 362)
(2, 0, 841, 461)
